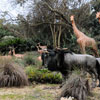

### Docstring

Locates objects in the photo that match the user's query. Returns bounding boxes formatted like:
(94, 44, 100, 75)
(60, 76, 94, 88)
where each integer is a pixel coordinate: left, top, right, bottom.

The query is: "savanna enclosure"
(0, 0, 100, 100)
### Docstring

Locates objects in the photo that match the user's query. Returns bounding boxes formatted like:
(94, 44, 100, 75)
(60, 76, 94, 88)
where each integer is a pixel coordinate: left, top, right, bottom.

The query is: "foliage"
(84, 0, 100, 49)
(0, 37, 26, 54)
(24, 55, 35, 65)
(1, 0, 100, 53)
(0, 37, 40, 54)
(0, 27, 14, 39)
(25, 66, 62, 84)
(8, 0, 92, 49)
(13, 51, 42, 69)
(13, 57, 25, 67)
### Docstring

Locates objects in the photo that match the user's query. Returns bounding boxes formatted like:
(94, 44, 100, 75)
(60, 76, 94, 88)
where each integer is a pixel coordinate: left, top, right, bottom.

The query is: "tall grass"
(0, 57, 28, 87)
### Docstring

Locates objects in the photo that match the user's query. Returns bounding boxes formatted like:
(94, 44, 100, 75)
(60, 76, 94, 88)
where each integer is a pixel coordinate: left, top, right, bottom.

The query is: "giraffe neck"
(71, 20, 84, 39)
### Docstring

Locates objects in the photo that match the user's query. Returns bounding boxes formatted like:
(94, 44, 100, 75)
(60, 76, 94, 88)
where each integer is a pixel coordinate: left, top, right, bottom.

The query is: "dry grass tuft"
(57, 74, 90, 100)
(0, 63, 29, 87)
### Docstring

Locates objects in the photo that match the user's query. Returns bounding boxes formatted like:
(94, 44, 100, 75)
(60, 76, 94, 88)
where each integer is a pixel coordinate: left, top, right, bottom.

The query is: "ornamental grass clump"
(0, 63, 29, 87)
(57, 73, 90, 100)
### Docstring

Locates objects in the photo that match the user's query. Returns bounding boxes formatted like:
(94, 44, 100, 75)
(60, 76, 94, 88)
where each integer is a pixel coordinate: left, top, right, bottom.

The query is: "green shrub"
(24, 55, 35, 65)
(13, 58, 25, 68)
(23, 52, 42, 68)
(0, 37, 26, 54)
(0, 37, 38, 54)
(12, 51, 42, 68)
(0, 27, 14, 39)
(25, 66, 62, 84)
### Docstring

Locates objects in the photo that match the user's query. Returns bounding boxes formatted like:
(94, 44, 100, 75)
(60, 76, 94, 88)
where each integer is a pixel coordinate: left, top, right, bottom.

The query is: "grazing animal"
(8, 49, 13, 56)
(8, 48, 24, 58)
(12, 49, 24, 58)
(42, 49, 100, 87)
(96, 12, 100, 23)
(37, 43, 47, 50)
(96, 58, 100, 64)
(96, 58, 100, 86)
(36, 46, 43, 54)
(37, 56, 42, 62)
(36, 43, 47, 61)
(37, 43, 47, 54)
(70, 15, 99, 57)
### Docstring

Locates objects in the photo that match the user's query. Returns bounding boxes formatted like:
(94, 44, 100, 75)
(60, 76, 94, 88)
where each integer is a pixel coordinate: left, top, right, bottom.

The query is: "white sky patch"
(0, 0, 16, 17)
(0, 0, 29, 19)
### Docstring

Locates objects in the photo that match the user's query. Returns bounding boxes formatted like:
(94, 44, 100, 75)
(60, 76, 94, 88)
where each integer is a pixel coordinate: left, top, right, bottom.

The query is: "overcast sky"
(0, 0, 19, 17)
(0, 0, 92, 20)
(0, 0, 30, 19)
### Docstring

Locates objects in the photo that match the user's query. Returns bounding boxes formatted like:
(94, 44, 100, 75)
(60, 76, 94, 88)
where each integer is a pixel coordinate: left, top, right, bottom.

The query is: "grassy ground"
(0, 84, 100, 100)
(0, 84, 60, 100)
(0, 51, 100, 100)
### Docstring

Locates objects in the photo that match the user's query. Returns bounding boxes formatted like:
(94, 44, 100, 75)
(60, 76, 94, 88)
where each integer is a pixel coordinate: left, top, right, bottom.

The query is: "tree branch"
(44, 2, 72, 27)
(30, 22, 70, 27)
(3, 26, 24, 38)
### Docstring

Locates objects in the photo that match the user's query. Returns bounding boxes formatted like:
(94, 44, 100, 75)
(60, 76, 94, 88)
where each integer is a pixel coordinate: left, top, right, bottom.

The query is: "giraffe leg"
(92, 45, 99, 57)
(77, 39, 86, 54)
(79, 44, 83, 54)
(77, 40, 84, 54)
(81, 45, 86, 54)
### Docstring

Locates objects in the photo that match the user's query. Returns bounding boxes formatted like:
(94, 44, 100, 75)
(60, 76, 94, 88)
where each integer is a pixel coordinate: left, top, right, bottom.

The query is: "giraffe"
(70, 15, 99, 57)
(96, 12, 100, 23)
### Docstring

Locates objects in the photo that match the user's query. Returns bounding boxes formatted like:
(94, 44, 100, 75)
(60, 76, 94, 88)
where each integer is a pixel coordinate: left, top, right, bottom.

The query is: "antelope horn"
(62, 48, 68, 50)
(55, 47, 61, 50)
(43, 49, 49, 53)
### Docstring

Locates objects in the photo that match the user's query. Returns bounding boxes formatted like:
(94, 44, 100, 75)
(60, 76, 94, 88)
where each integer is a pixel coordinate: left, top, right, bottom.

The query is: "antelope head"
(96, 12, 100, 23)
(70, 15, 74, 21)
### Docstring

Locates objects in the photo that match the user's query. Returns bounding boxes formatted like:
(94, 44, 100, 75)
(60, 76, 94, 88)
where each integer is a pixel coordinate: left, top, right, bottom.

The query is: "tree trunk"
(58, 19, 62, 48)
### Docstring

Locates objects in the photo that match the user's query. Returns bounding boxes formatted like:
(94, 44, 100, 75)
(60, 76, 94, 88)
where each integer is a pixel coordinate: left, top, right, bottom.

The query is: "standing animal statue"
(41, 49, 100, 88)
(70, 15, 99, 57)
(96, 12, 100, 23)
(36, 43, 47, 61)
(8, 49, 13, 56)
(96, 58, 100, 64)
(96, 57, 100, 86)
(37, 43, 47, 54)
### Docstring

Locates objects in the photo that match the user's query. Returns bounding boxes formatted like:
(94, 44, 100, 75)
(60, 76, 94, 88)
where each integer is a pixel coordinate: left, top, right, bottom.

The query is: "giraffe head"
(70, 15, 74, 21)
(96, 12, 100, 23)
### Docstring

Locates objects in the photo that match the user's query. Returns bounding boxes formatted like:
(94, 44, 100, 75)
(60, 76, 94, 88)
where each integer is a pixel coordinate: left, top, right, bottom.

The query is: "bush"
(13, 52, 42, 68)
(0, 27, 14, 39)
(13, 57, 25, 67)
(24, 55, 35, 65)
(0, 37, 39, 54)
(0, 37, 26, 54)
(25, 66, 62, 84)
